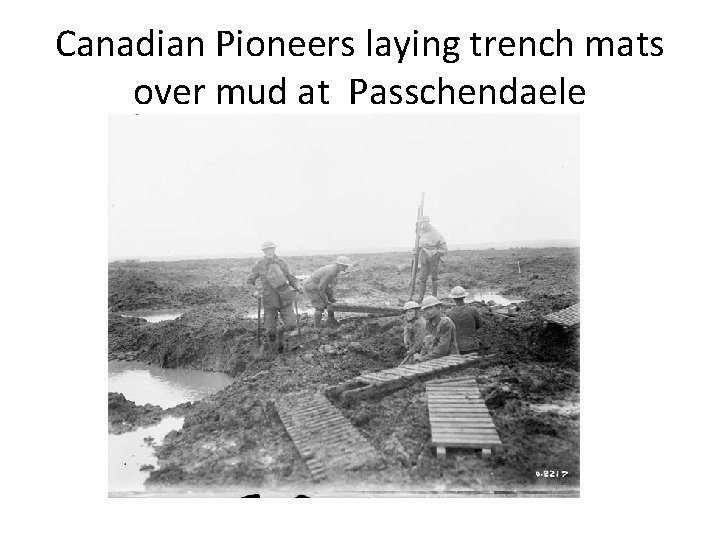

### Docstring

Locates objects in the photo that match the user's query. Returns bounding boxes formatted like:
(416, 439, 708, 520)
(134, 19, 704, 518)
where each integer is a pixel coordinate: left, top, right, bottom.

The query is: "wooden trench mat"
(274, 391, 382, 481)
(426, 377, 502, 458)
(543, 303, 580, 330)
(327, 353, 494, 404)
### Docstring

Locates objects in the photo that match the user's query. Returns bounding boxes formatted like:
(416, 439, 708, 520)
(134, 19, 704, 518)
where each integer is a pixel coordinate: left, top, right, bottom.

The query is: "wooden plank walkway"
(274, 391, 382, 481)
(327, 303, 402, 316)
(426, 377, 502, 458)
(326, 354, 494, 404)
(543, 303, 580, 329)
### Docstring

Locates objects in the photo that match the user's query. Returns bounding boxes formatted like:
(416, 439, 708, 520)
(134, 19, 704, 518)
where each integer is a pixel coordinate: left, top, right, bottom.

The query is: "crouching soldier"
(246, 241, 301, 354)
(402, 301, 426, 364)
(304, 256, 352, 328)
(447, 286, 482, 354)
(419, 296, 459, 360)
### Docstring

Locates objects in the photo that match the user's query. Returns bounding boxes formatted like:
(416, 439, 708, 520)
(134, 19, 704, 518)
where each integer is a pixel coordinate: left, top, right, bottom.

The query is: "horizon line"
(108, 238, 580, 264)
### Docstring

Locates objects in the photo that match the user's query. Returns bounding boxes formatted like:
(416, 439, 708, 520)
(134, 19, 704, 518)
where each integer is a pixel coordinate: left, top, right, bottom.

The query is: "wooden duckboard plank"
(327, 303, 403, 316)
(543, 303, 580, 329)
(426, 379, 502, 455)
(329, 354, 495, 404)
(275, 391, 382, 481)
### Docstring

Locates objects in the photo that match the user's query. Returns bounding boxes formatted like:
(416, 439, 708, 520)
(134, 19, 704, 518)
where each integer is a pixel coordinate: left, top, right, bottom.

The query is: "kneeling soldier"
(447, 286, 481, 354)
(419, 296, 459, 360)
(402, 301, 426, 364)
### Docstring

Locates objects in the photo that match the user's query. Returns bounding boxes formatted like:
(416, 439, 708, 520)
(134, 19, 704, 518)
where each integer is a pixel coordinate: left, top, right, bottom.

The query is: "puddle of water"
(118, 310, 185, 323)
(108, 361, 233, 408)
(108, 362, 233, 494)
(527, 402, 580, 417)
(109, 416, 184, 494)
(470, 290, 525, 306)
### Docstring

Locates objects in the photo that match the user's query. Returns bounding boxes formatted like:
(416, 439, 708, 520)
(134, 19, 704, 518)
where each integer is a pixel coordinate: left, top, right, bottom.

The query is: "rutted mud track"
(108, 247, 579, 492)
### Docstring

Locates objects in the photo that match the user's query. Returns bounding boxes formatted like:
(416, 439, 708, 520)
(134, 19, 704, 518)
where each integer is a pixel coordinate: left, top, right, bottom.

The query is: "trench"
(108, 361, 233, 493)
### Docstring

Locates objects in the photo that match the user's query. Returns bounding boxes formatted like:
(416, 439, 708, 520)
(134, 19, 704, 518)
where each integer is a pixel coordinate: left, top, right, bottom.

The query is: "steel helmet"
(260, 240, 277, 250)
(420, 296, 442, 309)
(336, 255, 352, 266)
(403, 301, 421, 311)
(449, 286, 468, 299)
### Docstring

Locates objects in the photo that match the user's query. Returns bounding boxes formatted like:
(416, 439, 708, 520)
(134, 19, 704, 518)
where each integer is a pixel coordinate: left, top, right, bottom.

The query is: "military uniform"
(246, 256, 298, 344)
(305, 263, 343, 325)
(417, 224, 447, 301)
(421, 315, 459, 360)
(403, 317, 426, 357)
(447, 304, 481, 353)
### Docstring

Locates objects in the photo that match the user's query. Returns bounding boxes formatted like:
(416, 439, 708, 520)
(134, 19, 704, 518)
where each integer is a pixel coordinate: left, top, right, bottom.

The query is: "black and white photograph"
(108, 114, 580, 496)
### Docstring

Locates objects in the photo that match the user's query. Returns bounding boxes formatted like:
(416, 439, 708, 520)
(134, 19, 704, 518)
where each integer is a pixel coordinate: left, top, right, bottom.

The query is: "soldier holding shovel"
(246, 241, 302, 355)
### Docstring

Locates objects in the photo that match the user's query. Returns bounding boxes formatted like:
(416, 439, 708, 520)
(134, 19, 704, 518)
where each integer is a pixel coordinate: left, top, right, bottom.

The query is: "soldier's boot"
(267, 338, 279, 355)
(327, 309, 339, 327)
(314, 311, 324, 329)
(276, 329, 285, 354)
(432, 280, 438, 298)
(417, 280, 427, 303)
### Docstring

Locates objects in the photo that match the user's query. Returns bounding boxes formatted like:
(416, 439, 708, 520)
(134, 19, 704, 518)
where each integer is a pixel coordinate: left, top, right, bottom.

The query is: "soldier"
(419, 296, 459, 360)
(447, 286, 482, 354)
(304, 255, 352, 328)
(246, 241, 301, 354)
(416, 216, 447, 302)
(402, 301, 426, 363)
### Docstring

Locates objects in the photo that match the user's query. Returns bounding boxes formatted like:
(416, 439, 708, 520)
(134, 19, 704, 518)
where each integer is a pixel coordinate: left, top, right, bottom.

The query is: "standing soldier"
(416, 216, 447, 302)
(419, 296, 459, 360)
(447, 286, 482, 354)
(246, 241, 301, 354)
(402, 301, 426, 364)
(304, 256, 352, 328)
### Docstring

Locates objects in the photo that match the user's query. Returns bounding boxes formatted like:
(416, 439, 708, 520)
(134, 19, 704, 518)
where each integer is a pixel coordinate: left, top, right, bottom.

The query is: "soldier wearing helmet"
(402, 301, 426, 363)
(246, 241, 301, 354)
(415, 216, 447, 302)
(419, 296, 459, 360)
(304, 256, 352, 328)
(447, 286, 482, 354)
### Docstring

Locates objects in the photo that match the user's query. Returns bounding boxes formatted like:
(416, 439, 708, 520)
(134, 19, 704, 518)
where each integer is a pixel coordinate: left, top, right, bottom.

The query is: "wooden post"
(409, 192, 425, 300)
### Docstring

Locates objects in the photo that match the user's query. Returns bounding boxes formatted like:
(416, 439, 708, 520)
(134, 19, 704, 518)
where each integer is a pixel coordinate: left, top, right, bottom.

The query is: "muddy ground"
(108, 247, 579, 493)
(108, 392, 192, 435)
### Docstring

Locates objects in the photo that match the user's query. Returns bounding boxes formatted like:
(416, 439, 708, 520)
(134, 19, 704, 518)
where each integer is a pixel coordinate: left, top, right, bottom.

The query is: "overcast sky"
(109, 114, 579, 260)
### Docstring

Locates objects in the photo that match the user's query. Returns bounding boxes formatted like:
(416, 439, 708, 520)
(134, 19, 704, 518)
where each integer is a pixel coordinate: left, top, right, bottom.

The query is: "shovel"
(250, 296, 265, 359)
(294, 291, 301, 337)
(399, 352, 414, 366)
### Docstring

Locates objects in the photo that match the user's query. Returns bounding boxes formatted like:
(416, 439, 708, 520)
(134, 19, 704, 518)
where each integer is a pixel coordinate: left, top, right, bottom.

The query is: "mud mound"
(108, 314, 147, 361)
(108, 392, 192, 434)
(119, 304, 256, 373)
(477, 297, 580, 367)
(108, 271, 170, 311)
(148, 385, 307, 486)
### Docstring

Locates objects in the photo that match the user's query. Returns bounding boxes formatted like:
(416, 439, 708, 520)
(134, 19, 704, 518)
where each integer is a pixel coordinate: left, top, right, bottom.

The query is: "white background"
(3, 0, 718, 538)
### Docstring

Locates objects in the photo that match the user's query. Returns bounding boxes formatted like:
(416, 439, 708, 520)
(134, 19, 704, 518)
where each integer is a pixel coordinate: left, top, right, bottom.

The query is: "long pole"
(256, 296, 262, 346)
(409, 192, 425, 300)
